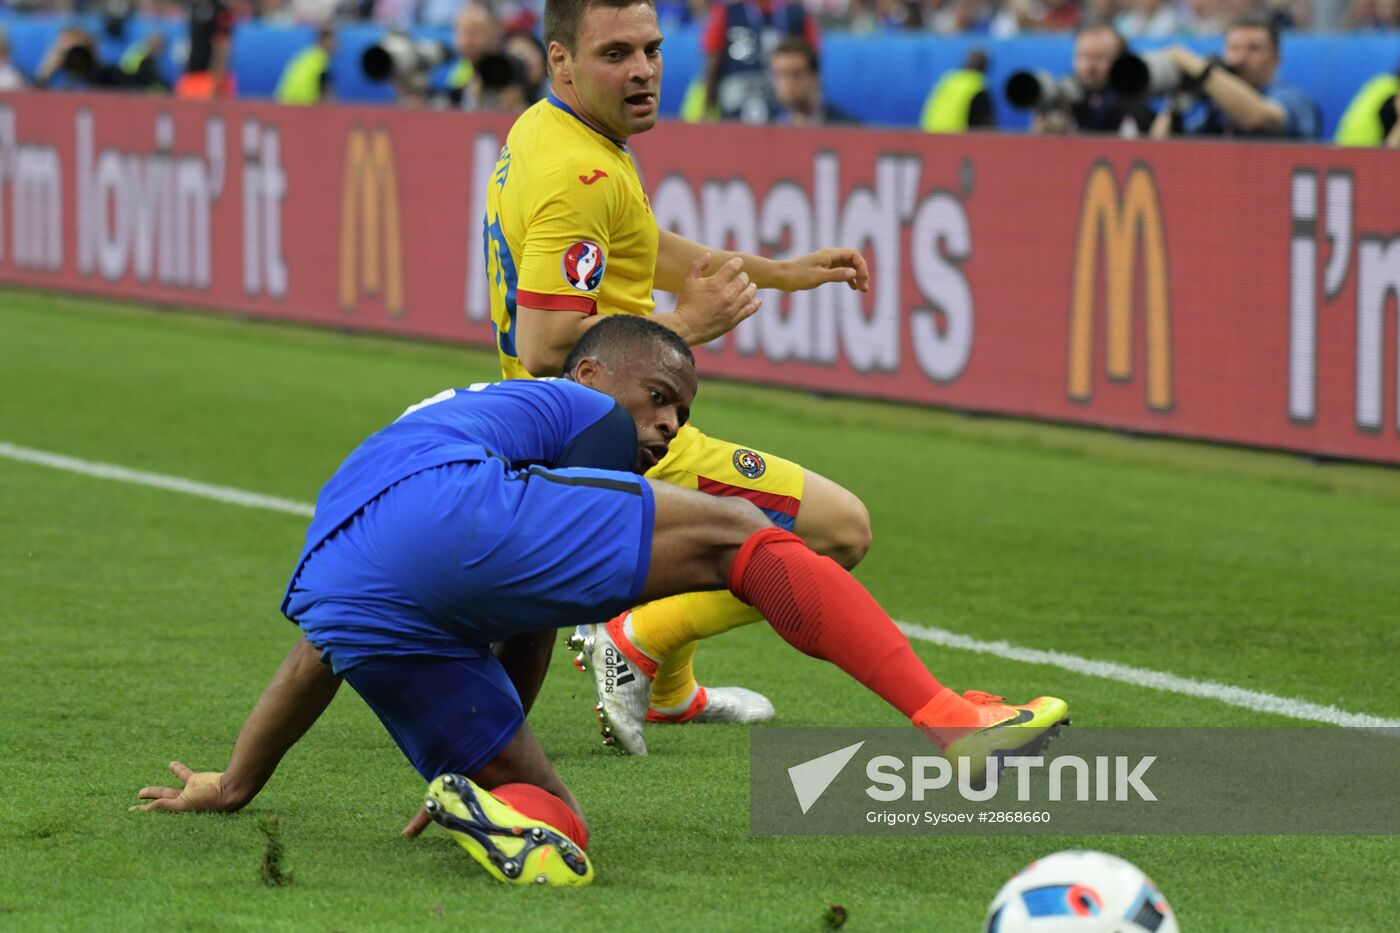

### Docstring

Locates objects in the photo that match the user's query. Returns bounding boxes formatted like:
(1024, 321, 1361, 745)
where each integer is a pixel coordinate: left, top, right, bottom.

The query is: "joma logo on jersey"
(562, 240, 605, 292)
(1067, 162, 1172, 412)
(339, 126, 404, 317)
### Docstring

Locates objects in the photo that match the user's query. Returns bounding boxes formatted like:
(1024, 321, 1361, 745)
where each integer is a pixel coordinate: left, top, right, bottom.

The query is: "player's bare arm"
(515, 306, 610, 376)
(654, 228, 870, 295)
(653, 253, 761, 346)
(1163, 46, 1286, 134)
(132, 636, 340, 813)
(515, 254, 759, 374)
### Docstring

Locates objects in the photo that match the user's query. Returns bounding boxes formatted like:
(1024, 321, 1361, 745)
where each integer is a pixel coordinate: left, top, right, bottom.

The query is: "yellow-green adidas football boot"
(424, 774, 593, 886)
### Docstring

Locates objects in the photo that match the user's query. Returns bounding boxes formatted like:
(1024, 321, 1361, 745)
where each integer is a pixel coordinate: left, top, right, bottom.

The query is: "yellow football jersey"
(650, 424, 805, 529)
(486, 96, 659, 380)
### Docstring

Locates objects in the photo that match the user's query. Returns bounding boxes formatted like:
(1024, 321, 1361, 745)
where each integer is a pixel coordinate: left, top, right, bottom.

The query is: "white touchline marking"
(0, 441, 314, 517)
(895, 621, 1400, 729)
(5, 440, 1398, 729)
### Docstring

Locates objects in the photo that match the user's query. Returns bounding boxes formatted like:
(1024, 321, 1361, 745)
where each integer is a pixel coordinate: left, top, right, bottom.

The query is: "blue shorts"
(340, 653, 524, 781)
(286, 458, 654, 674)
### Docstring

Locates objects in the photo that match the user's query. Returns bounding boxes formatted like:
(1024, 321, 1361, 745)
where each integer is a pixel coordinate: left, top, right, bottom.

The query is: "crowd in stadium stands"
(1, 0, 1397, 144)
(4, 0, 1399, 30)
(13, 0, 1396, 32)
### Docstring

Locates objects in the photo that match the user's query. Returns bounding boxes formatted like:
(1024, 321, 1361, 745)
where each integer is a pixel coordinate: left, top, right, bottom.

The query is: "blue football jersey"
(289, 378, 637, 589)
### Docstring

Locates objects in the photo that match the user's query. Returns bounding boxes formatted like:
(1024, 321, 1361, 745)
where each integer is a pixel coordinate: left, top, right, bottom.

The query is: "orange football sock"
(726, 526, 948, 718)
(491, 783, 588, 850)
(911, 689, 983, 729)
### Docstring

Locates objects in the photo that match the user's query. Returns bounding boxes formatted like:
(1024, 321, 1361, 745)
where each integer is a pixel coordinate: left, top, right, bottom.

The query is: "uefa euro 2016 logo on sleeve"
(562, 241, 605, 292)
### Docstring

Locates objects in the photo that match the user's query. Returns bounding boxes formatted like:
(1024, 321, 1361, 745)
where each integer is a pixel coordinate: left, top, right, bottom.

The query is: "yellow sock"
(631, 590, 763, 710)
(650, 642, 699, 712)
(630, 590, 762, 657)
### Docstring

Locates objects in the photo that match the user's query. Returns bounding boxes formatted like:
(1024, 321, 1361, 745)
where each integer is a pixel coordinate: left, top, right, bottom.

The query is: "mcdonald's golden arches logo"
(339, 126, 404, 317)
(1068, 162, 1172, 412)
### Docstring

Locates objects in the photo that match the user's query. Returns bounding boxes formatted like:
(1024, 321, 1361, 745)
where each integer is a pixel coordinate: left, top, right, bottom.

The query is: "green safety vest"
(447, 59, 474, 90)
(120, 43, 149, 75)
(920, 69, 986, 134)
(275, 46, 329, 106)
(1334, 74, 1400, 147)
(118, 42, 165, 94)
(680, 77, 717, 123)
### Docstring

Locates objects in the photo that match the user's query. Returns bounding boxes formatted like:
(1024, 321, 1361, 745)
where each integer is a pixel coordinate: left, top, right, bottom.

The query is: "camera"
(60, 43, 97, 78)
(1109, 51, 1237, 100)
(474, 52, 522, 93)
(361, 32, 451, 87)
(1005, 70, 1084, 111)
(1109, 51, 1188, 98)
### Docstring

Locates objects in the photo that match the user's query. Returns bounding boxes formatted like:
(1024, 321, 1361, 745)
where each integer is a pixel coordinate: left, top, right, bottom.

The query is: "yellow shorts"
(646, 423, 805, 530)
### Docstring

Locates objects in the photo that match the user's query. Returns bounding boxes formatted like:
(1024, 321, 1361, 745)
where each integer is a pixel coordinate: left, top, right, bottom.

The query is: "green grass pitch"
(2, 290, 1398, 930)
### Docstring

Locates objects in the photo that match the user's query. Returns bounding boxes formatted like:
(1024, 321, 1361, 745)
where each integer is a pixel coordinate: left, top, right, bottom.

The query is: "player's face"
(553, 3, 663, 139)
(577, 348, 696, 471)
(1223, 26, 1278, 90)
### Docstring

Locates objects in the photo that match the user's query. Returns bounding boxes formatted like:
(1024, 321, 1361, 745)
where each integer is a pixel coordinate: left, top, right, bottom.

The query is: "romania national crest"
(562, 241, 605, 292)
(733, 448, 766, 479)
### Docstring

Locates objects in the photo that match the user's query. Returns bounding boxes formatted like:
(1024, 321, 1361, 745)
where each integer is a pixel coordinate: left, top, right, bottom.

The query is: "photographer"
(1333, 68, 1398, 147)
(503, 30, 549, 105)
(176, 0, 236, 99)
(701, 0, 821, 124)
(275, 26, 335, 105)
(443, 4, 528, 113)
(769, 37, 857, 127)
(1148, 15, 1319, 140)
(1030, 22, 1154, 137)
(921, 48, 995, 134)
(34, 27, 137, 90)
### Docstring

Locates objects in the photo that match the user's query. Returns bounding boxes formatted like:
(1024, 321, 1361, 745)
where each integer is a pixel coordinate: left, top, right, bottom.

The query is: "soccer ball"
(985, 850, 1178, 932)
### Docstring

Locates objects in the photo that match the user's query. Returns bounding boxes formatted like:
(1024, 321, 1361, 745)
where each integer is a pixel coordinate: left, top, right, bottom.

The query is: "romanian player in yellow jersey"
(485, 0, 875, 754)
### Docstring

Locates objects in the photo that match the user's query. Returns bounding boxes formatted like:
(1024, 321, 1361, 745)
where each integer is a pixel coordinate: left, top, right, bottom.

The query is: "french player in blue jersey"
(133, 317, 1069, 886)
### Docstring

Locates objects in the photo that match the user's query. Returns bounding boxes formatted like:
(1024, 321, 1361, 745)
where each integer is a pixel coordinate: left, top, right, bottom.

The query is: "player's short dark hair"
(772, 37, 819, 75)
(562, 316, 694, 378)
(1226, 13, 1280, 52)
(545, 0, 656, 54)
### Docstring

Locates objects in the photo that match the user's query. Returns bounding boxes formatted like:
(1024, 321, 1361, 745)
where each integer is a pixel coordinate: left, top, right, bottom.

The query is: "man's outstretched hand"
(671, 253, 763, 345)
(783, 248, 870, 293)
(133, 758, 434, 839)
(131, 760, 245, 813)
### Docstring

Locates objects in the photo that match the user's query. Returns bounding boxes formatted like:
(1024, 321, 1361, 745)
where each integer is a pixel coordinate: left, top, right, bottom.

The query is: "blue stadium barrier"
(685, 29, 1400, 137)
(0, 12, 1395, 138)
